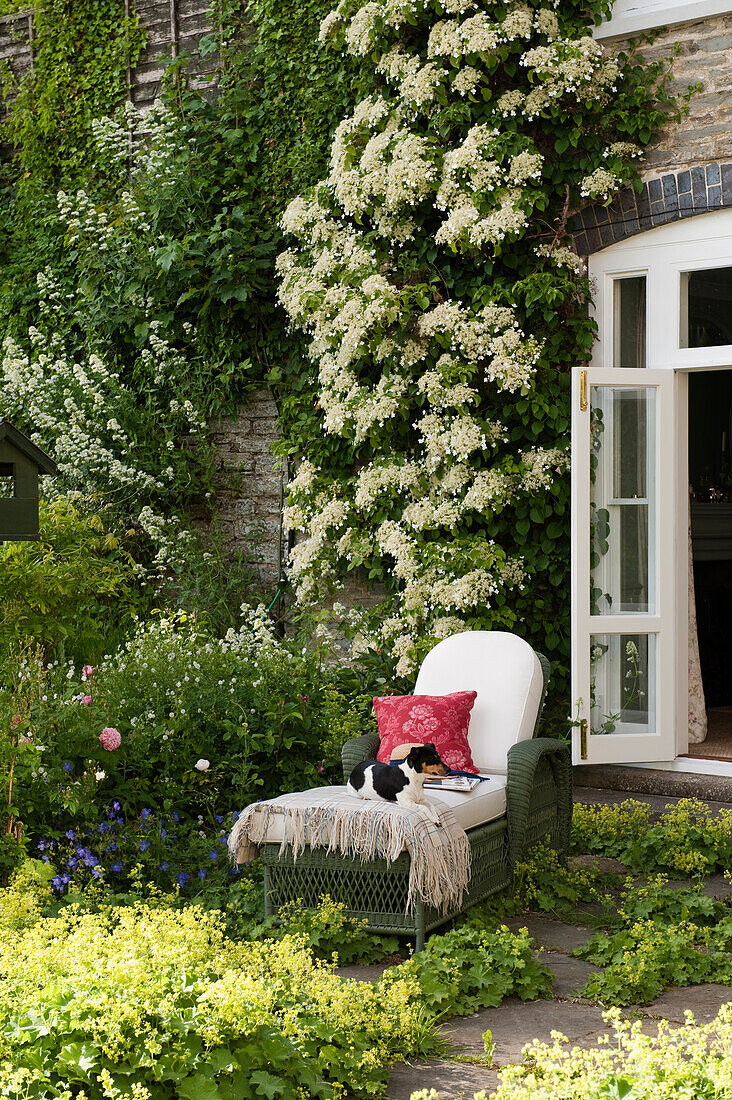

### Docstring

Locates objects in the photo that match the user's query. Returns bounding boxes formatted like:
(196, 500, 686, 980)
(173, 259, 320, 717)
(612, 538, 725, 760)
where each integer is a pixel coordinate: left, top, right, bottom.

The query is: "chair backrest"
(413, 631, 545, 775)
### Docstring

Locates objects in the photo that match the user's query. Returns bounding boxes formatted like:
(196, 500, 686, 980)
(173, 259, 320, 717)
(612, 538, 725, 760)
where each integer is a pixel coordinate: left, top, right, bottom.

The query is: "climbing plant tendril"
(277, 0, 690, 682)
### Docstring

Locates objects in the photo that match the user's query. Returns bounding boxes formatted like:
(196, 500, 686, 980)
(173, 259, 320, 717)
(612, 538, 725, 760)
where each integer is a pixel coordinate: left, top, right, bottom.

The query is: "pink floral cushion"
(373, 692, 479, 774)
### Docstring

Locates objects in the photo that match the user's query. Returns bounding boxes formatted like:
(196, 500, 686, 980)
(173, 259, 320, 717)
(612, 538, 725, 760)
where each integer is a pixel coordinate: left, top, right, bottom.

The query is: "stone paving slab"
(334, 961, 393, 982)
(386, 1059, 499, 1099)
(504, 915, 595, 953)
(439, 997, 613, 1063)
(542, 950, 600, 998)
(640, 982, 732, 1023)
(663, 873, 732, 899)
(569, 854, 630, 875)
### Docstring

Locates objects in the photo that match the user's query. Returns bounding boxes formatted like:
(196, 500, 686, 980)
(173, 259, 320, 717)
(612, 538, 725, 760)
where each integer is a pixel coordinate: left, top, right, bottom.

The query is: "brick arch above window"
(570, 163, 732, 256)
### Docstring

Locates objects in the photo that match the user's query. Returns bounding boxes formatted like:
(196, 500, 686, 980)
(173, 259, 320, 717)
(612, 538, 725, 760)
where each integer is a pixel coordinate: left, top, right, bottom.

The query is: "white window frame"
(590, 210, 732, 371)
(594, 0, 732, 41)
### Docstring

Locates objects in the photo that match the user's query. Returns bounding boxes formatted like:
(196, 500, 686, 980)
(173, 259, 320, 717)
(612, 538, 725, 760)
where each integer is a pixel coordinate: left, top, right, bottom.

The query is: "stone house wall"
(572, 12, 732, 254)
(208, 389, 284, 589)
(604, 11, 732, 179)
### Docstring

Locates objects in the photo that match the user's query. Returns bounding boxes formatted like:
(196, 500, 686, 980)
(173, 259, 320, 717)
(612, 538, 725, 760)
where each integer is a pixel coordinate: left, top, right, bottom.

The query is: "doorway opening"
(687, 369, 732, 761)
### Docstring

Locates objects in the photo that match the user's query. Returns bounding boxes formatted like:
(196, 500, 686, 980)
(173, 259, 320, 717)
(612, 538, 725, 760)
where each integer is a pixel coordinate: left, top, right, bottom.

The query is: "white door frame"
(580, 209, 732, 772)
(571, 368, 677, 765)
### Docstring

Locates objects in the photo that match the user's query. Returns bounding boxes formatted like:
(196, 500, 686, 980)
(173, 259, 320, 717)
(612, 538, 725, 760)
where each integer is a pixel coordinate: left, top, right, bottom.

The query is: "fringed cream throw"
(228, 786, 471, 915)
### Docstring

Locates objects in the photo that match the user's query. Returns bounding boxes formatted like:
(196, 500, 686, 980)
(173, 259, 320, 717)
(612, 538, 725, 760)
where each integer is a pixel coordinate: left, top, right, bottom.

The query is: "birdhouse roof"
(0, 419, 57, 474)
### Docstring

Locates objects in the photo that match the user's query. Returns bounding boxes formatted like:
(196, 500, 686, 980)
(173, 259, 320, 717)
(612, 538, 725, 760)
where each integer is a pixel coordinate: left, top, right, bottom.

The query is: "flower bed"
(0, 868, 551, 1099)
(0, 608, 380, 893)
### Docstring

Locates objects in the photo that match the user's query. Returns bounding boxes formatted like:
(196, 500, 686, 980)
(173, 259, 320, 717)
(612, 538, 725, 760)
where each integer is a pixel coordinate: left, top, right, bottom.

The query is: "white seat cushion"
(424, 774, 506, 831)
(258, 777, 506, 846)
(414, 631, 543, 775)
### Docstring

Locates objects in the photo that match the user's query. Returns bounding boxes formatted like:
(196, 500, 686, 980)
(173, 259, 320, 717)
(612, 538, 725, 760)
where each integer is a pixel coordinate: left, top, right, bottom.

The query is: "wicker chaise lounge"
(260, 631, 572, 949)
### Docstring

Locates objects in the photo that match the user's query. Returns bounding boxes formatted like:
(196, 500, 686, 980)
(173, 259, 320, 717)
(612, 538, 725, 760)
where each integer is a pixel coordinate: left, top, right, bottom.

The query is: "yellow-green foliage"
(0, 876, 429, 1099)
(390, 925, 552, 1016)
(571, 797, 732, 876)
(422, 1007, 732, 1099)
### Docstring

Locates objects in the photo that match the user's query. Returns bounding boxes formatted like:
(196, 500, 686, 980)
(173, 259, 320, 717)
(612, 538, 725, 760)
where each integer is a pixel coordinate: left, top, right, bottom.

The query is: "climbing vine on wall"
(2, 0, 144, 191)
(0, 0, 691, 693)
(277, 0, 690, 684)
(0, 0, 362, 645)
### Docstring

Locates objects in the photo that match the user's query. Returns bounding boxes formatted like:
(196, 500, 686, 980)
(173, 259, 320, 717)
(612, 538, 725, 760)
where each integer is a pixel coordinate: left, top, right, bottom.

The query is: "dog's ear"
(424, 742, 436, 752)
(404, 746, 421, 767)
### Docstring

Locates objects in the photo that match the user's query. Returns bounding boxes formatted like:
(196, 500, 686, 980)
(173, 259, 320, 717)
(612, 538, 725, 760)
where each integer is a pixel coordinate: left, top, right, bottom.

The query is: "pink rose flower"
(195, 758, 210, 772)
(82, 665, 95, 682)
(99, 727, 121, 751)
(9, 715, 20, 730)
(81, 696, 92, 706)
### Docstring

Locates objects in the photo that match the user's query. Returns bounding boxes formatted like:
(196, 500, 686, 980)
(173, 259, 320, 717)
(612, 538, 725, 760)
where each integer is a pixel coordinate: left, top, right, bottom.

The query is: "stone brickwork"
(572, 11, 732, 253)
(209, 389, 285, 586)
(603, 11, 732, 178)
(571, 160, 732, 253)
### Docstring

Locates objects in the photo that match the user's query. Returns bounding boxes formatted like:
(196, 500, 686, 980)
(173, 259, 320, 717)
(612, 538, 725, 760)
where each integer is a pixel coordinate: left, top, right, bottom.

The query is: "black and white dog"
(346, 743, 449, 823)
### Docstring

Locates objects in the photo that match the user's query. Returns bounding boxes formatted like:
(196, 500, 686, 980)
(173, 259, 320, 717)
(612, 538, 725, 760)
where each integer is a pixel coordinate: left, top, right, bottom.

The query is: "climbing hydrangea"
(277, 0, 679, 673)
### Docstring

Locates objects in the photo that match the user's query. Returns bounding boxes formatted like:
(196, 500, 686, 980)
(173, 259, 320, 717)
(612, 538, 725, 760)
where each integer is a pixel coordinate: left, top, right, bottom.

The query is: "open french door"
(571, 367, 676, 765)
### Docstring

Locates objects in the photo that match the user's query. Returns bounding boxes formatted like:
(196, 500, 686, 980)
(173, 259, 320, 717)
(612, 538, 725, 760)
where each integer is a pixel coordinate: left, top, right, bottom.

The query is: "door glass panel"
(613, 276, 646, 367)
(590, 386, 656, 614)
(590, 633, 656, 735)
(683, 267, 732, 348)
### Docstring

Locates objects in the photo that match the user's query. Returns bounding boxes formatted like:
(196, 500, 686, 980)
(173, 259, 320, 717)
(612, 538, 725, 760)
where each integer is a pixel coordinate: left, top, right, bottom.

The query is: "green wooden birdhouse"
(0, 420, 57, 541)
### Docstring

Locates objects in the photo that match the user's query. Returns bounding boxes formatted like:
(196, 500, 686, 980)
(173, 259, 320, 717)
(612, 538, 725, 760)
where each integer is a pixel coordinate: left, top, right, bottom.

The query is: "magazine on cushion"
(423, 775, 481, 792)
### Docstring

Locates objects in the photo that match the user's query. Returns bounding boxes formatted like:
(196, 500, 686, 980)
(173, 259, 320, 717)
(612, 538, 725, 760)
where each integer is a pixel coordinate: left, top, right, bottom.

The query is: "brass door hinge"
(580, 369, 588, 411)
(580, 718, 588, 760)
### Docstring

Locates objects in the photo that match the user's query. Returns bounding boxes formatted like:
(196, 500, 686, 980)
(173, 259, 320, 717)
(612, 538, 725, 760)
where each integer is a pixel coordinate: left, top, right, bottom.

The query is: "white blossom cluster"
(91, 99, 186, 188)
(0, 264, 209, 591)
(277, 0, 641, 667)
(534, 243, 585, 275)
(580, 166, 622, 202)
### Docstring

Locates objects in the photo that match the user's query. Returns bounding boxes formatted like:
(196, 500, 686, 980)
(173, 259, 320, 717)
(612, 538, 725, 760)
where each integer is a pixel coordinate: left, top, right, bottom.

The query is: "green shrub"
(391, 925, 553, 1017)
(0, 497, 139, 664)
(5, 607, 381, 897)
(0, 882, 435, 1099)
(571, 798, 732, 876)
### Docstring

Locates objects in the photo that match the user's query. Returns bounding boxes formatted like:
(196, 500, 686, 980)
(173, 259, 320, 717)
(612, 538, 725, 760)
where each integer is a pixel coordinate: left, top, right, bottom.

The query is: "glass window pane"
(613, 276, 646, 367)
(590, 386, 656, 614)
(590, 633, 656, 735)
(684, 267, 732, 349)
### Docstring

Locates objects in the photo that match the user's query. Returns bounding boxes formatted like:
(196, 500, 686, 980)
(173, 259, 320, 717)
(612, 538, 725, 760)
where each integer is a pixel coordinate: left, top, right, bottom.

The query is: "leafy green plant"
(392, 925, 553, 1017)
(5, 607, 391, 898)
(576, 879, 732, 1005)
(0, 497, 139, 664)
(2, 0, 144, 192)
(462, 842, 614, 928)
(0, 884, 437, 1099)
(571, 798, 732, 876)
(274, 895, 399, 964)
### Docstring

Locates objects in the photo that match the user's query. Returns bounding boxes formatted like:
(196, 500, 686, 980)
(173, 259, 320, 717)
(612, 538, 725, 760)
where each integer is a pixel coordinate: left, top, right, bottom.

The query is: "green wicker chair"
(259, 631, 571, 949)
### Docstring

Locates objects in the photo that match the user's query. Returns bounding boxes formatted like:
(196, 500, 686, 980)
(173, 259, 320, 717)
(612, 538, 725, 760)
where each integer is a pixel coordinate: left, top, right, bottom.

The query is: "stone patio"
(336, 787, 732, 1099)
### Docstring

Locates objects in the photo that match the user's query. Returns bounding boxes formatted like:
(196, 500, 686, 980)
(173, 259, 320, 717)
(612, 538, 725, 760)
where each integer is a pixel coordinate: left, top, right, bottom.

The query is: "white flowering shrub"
(277, 0, 681, 676)
(0, 102, 233, 605)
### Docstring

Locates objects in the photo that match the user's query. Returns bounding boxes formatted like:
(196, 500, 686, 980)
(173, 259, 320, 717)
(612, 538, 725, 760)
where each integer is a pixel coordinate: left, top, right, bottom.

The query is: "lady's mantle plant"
(278, 0, 684, 677)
